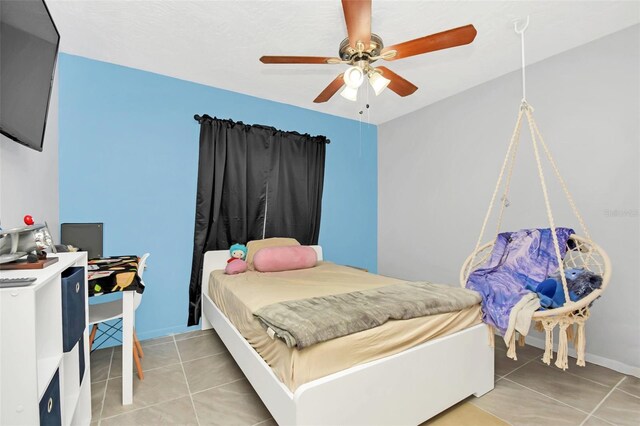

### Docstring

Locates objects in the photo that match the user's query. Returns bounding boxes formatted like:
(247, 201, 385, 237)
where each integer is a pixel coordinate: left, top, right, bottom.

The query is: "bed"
(200, 246, 494, 425)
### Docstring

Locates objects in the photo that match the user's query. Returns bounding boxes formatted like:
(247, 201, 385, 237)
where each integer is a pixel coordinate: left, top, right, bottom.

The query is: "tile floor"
(90, 329, 640, 425)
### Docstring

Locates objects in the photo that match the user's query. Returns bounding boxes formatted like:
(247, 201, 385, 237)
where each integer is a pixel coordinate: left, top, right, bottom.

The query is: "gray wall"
(0, 67, 59, 242)
(379, 25, 639, 373)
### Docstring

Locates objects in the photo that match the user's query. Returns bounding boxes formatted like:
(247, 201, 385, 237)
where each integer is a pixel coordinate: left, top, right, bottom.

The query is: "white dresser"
(0, 252, 91, 425)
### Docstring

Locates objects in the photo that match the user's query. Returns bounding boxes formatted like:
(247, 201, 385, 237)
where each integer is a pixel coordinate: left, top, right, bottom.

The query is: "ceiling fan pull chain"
(514, 16, 530, 106)
(366, 83, 371, 124)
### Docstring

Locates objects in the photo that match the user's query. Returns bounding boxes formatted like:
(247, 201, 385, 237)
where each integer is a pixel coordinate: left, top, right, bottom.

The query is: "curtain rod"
(193, 114, 330, 144)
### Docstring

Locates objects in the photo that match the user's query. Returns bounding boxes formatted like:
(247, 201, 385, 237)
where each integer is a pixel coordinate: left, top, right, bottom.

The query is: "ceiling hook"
(513, 16, 530, 103)
(513, 16, 530, 35)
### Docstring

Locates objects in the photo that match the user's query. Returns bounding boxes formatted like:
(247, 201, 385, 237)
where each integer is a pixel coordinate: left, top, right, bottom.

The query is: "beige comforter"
(209, 262, 482, 391)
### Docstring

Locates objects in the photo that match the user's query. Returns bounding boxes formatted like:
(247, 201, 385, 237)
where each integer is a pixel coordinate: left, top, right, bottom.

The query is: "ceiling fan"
(260, 0, 477, 103)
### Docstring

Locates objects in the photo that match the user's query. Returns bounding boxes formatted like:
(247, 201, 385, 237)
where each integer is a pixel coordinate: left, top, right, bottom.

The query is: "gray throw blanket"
(254, 282, 482, 349)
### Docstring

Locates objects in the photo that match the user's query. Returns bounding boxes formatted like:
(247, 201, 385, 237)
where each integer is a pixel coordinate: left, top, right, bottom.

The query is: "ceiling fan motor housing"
(339, 33, 384, 63)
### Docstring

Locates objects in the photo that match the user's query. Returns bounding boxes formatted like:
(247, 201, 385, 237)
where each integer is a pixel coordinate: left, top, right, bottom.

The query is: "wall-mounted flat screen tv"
(0, 0, 60, 152)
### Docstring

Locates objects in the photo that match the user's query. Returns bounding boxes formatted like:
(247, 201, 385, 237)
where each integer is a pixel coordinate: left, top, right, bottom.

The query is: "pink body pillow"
(225, 259, 248, 275)
(253, 246, 317, 272)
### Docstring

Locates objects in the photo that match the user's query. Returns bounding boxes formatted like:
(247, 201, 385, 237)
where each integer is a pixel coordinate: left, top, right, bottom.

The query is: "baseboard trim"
(524, 335, 640, 378)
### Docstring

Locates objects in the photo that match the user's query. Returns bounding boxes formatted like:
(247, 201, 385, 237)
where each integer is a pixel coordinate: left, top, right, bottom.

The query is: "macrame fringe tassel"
(534, 321, 544, 333)
(506, 332, 518, 360)
(555, 322, 570, 370)
(576, 322, 587, 367)
(518, 333, 526, 347)
(566, 324, 575, 345)
(542, 322, 554, 365)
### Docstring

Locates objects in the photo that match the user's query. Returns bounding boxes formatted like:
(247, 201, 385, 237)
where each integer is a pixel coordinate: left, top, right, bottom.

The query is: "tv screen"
(0, 0, 60, 152)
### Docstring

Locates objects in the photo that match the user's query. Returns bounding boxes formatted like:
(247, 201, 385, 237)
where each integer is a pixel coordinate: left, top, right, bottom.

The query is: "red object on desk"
(23, 215, 34, 225)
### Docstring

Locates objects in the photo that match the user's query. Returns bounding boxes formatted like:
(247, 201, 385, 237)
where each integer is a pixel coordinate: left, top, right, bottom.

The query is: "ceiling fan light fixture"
(368, 72, 390, 96)
(343, 66, 364, 88)
(340, 85, 359, 102)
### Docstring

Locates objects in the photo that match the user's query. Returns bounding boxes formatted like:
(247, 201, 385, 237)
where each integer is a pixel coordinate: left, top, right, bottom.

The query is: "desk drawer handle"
(47, 397, 53, 413)
(75, 282, 80, 293)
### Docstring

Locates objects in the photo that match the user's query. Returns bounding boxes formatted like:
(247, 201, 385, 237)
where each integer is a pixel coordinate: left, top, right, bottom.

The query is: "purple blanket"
(466, 228, 574, 335)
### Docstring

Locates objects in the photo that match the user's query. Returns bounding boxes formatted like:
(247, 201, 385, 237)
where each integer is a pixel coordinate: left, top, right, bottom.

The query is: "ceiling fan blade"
(342, 0, 371, 49)
(260, 56, 339, 64)
(314, 74, 345, 103)
(381, 24, 477, 61)
(376, 67, 418, 97)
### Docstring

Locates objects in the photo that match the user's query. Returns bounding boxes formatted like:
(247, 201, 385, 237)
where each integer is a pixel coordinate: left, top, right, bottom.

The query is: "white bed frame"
(201, 247, 494, 426)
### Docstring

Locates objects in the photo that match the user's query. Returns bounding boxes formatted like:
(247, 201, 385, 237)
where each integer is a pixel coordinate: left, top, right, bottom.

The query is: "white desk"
(87, 256, 141, 406)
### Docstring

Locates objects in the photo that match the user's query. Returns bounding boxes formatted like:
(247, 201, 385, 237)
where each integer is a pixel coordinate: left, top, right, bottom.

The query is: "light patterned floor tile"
(87, 330, 635, 426)
(192, 379, 271, 426)
(101, 364, 190, 418)
(495, 347, 537, 377)
(140, 335, 175, 347)
(174, 329, 214, 341)
(507, 360, 611, 412)
(472, 378, 587, 425)
(593, 389, 640, 426)
(110, 341, 180, 378)
(176, 333, 227, 362)
(618, 375, 640, 397)
(90, 347, 113, 383)
(100, 396, 198, 425)
(561, 359, 626, 387)
(581, 415, 617, 426)
(91, 380, 107, 419)
(512, 343, 546, 361)
(183, 352, 244, 393)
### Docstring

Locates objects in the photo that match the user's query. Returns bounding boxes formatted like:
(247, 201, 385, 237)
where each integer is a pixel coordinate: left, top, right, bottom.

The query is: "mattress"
(208, 262, 482, 391)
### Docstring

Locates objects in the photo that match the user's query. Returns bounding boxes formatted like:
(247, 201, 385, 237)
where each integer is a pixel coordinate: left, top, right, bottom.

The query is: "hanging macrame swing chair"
(459, 18, 611, 371)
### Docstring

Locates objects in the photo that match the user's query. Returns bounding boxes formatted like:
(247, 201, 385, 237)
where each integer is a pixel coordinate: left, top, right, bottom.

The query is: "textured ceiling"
(47, 0, 640, 124)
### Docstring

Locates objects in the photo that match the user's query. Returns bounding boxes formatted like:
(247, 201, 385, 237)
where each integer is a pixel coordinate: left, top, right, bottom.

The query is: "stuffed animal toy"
(559, 268, 603, 299)
(527, 277, 578, 309)
(526, 268, 602, 309)
(227, 243, 247, 263)
(225, 243, 248, 275)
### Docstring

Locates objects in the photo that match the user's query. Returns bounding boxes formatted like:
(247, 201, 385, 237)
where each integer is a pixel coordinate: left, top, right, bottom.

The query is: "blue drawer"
(39, 369, 61, 426)
(61, 266, 86, 352)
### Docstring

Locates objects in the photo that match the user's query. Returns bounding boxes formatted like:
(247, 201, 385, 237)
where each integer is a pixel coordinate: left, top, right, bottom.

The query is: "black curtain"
(188, 115, 329, 325)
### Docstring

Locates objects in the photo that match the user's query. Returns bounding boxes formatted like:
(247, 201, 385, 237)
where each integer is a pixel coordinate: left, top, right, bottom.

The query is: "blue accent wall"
(59, 54, 377, 340)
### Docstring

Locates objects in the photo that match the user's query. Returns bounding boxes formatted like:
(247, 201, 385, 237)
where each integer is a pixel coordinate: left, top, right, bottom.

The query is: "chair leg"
(133, 329, 144, 358)
(89, 324, 98, 351)
(133, 343, 144, 380)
